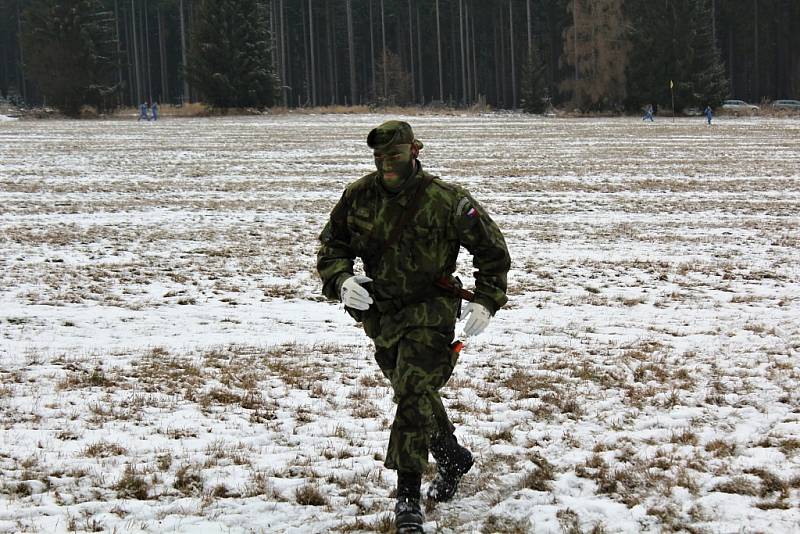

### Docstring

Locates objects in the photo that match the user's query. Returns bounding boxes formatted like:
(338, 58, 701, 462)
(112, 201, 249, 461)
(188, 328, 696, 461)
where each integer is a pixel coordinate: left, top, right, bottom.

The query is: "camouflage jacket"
(317, 164, 510, 325)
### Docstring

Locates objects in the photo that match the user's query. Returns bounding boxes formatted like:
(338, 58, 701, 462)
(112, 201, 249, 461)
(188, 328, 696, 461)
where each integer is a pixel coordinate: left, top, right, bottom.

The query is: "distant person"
(642, 104, 654, 122)
(704, 105, 713, 125)
(151, 102, 159, 121)
(138, 102, 149, 121)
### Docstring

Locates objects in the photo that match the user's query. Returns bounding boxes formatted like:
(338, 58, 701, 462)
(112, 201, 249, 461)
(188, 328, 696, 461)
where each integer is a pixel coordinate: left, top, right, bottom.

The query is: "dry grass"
(1, 115, 798, 532)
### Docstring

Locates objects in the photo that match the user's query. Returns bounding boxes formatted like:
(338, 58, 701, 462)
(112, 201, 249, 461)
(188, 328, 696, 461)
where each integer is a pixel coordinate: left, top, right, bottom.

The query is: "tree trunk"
(509, 0, 516, 108)
(123, 4, 134, 105)
(131, 0, 142, 104)
(499, 4, 506, 107)
(270, 0, 277, 86)
(436, 0, 443, 101)
(416, 2, 424, 103)
(143, 0, 152, 103)
(527, 0, 532, 56)
(179, 0, 189, 103)
(16, 1, 26, 102)
(409, 0, 416, 104)
(326, 0, 337, 105)
(380, 0, 387, 100)
(573, 0, 579, 83)
(753, 0, 759, 101)
(466, 0, 474, 103)
(279, 0, 288, 106)
(471, 1, 477, 100)
(369, 0, 376, 98)
(459, 0, 466, 104)
(114, 0, 124, 106)
(346, 0, 357, 106)
(728, 24, 735, 97)
(711, 0, 716, 45)
(308, 0, 316, 107)
(158, 7, 168, 104)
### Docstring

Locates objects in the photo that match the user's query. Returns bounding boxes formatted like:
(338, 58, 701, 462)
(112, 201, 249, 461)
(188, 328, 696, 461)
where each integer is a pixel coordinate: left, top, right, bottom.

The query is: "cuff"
(473, 296, 497, 316)
(334, 272, 353, 299)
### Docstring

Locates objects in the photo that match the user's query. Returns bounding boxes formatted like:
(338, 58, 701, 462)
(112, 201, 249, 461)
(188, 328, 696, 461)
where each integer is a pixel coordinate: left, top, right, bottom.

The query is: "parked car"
(721, 99, 760, 113)
(772, 99, 800, 110)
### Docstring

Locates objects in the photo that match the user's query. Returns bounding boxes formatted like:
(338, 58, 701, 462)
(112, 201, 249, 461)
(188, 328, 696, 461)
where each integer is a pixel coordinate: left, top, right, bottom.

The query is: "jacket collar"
(376, 161, 424, 205)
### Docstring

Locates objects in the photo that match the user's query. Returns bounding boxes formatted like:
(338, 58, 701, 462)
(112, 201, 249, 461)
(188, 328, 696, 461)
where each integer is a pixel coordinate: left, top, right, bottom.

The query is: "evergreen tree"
(625, 0, 729, 113)
(688, 0, 728, 107)
(21, 0, 118, 116)
(520, 45, 549, 114)
(185, 0, 278, 108)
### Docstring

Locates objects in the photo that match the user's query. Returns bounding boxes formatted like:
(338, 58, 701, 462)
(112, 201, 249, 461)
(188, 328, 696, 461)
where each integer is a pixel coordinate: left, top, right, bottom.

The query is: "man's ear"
(411, 145, 420, 159)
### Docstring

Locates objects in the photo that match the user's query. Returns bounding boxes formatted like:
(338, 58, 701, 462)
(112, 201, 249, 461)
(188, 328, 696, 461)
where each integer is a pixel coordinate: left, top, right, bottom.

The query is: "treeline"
(0, 0, 798, 116)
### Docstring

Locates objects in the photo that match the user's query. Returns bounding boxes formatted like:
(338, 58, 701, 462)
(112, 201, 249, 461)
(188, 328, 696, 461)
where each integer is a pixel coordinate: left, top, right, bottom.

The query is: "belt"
(371, 277, 464, 315)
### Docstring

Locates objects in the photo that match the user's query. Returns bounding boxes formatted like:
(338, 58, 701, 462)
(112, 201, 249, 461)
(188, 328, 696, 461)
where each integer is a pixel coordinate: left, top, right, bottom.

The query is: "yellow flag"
(670, 80, 674, 89)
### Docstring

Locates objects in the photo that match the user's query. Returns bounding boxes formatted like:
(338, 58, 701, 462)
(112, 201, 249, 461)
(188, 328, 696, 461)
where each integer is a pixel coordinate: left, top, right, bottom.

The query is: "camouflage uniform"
(317, 121, 510, 474)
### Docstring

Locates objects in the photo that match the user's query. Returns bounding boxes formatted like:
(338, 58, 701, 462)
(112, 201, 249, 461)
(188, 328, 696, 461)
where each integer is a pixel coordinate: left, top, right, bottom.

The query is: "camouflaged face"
(367, 120, 424, 151)
(374, 144, 414, 184)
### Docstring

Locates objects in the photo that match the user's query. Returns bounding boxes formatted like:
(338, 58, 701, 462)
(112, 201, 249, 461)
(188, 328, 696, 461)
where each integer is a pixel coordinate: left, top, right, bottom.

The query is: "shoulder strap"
(375, 175, 433, 262)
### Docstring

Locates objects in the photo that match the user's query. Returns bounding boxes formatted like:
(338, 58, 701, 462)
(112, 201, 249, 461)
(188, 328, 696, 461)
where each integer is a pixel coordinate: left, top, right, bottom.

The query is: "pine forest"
(0, 0, 798, 116)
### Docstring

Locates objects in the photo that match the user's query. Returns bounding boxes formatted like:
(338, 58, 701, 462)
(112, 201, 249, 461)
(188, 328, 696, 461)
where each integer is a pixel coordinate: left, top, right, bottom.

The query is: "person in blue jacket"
(642, 104, 654, 122)
(704, 105, 713, 125)
(138, 102, 149, 121)
(151, 101, 159, 121)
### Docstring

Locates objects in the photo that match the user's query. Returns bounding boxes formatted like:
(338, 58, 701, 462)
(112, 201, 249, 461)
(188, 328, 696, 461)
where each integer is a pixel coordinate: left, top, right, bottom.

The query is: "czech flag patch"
(466, 207, 478, 218)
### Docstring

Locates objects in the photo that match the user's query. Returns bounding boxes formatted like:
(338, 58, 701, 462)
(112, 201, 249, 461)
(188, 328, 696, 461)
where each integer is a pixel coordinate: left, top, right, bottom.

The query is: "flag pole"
(670, 80, 675, 123)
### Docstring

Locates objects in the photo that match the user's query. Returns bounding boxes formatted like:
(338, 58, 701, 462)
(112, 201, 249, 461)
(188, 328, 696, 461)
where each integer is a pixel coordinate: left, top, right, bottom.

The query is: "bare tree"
(435, 0, 443, 101)
(416, 2, 423, 102)
(346, 0, 356, 105)
(380, 0, 387, 100)
(459, 0, 466, 104)
(158, 6, 168, 103)
(143, 0, 152, 103)
(308, 0, 316, 106)
(509, 0, 516, 108)
(179, 0, 189, 103)
(131, 0, 142, 103)
(408, 0, 416, 103)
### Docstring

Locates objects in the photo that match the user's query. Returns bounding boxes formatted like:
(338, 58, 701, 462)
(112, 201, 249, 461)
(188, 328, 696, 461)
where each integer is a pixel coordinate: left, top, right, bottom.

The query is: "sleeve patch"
(456, 197, 471, 215)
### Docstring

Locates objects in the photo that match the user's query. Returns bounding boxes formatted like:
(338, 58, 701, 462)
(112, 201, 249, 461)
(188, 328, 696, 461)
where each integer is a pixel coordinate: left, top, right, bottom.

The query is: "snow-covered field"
(1, 113, 799, 533)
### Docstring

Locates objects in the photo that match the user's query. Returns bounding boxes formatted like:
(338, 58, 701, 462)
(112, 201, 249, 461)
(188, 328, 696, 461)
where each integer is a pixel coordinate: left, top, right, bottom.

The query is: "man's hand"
(460, 302, 491, 337)
(340, 275, 373, 310)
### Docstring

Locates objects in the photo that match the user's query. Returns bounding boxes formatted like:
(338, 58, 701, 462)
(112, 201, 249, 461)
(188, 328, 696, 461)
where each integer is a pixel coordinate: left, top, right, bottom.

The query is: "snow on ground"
(0, 113, 799, 533)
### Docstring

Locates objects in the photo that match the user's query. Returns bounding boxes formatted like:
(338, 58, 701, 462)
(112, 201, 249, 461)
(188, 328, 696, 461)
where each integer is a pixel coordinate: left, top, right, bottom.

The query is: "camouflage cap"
(367, 120, 423, 151)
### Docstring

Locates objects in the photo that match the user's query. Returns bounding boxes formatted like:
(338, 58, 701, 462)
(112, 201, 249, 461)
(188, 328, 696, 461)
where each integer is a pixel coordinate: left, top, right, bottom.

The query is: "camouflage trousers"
(374, 327, 459, 473)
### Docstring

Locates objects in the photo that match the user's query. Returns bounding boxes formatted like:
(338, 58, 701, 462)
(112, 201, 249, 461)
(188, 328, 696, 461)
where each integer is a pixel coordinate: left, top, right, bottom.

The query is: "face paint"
(374, 144, 413, 183)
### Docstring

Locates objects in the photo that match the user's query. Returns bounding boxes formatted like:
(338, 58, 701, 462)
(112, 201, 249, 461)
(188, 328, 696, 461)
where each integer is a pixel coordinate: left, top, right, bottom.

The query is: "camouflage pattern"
(317, 128, 510, 473)
(367, 120, 424, 151)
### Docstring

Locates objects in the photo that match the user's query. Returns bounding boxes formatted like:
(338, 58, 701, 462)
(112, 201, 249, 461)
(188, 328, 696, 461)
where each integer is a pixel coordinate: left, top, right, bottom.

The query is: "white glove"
(340, 275, 373, 311)
(460, 302, 491, 337)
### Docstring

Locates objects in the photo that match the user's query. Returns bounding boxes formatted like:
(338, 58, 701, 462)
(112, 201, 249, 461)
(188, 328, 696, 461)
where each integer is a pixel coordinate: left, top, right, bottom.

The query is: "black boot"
(395, 471, 424, 533)
(427, 433, 473, 502)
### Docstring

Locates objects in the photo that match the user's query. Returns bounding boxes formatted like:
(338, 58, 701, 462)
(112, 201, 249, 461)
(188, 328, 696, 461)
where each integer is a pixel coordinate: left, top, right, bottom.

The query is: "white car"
(772, 99, 800, 110)
(721, 99, 760, 113)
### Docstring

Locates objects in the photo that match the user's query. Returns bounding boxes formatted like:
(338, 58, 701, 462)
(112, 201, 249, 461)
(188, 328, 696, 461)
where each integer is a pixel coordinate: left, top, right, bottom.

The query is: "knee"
(393, 391, 434, 425)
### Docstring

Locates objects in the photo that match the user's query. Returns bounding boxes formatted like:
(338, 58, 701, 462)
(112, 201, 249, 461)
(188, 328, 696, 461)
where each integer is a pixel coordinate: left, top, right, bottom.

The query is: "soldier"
(317, 120, 510, 533)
